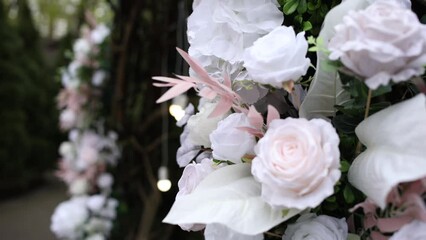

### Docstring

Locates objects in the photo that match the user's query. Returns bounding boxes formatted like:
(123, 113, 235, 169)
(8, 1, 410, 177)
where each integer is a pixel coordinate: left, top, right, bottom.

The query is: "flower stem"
(355, 89, 373, 155)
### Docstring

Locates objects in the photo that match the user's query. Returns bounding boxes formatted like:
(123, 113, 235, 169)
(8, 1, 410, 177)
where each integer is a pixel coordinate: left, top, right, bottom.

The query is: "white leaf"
(299, 0, 370, 119)
(348, 94, 426, 209)
(163, 164, 300, 235)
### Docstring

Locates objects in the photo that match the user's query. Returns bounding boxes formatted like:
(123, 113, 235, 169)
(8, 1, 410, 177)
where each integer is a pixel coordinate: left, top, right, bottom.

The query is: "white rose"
(204, 223, 263, 240)
(210, 113, 256, 163)
(50, 197, 89, 239)
(243, 26, 310, 88)
(186, 101, 230, 147)
(390, 220, 426, 240)
(188, 0, 283, 63)
(283, 214, 348, 240)
(251, 118, 341, 209)
(69, 178, 90, 195)
(329, 1, 426, 90)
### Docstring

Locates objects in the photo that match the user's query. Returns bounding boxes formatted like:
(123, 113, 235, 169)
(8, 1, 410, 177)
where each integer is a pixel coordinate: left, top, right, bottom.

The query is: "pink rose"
(251, 118, 341, 209)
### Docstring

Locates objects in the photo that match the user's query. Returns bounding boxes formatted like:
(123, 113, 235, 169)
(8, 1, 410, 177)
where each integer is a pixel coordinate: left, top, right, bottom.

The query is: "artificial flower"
(50, 197, 89, 240)
(187, 0, 283, 63)
(283, 213, 348, 240)
(210, 113, 256, 163)
(329, 1, 426, 89)
(243, 26, 310, 88)
(251, 118, 340, 209)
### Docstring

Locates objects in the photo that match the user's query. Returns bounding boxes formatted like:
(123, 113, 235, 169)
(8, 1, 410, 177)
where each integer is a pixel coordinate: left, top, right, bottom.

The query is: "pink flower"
(251, 118, 340, 209)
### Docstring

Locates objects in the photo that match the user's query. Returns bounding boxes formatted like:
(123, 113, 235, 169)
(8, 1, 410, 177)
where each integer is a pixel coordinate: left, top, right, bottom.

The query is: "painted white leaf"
(348, 94, 426, 209)
(163, 164, 300, 235)
(299, 0, 370, 119)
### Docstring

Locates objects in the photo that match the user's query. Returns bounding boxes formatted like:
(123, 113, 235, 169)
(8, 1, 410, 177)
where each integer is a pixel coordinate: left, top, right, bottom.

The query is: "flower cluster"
(51, 20, 120, 240)
(153, 0, 426, 239)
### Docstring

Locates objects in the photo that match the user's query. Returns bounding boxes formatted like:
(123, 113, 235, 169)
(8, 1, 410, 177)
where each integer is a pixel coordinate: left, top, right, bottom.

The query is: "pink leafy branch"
(152, 48, 243, 118)
(238, 105, 281, 138)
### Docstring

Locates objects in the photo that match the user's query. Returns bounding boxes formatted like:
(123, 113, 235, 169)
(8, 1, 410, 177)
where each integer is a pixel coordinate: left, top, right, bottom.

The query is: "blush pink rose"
(251, 118, 341, 209)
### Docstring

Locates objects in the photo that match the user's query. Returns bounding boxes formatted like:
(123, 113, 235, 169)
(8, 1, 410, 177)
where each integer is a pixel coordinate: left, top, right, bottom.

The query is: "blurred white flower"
(243, 26, 310, 88)
(69, 178, 90, 195)
(92, 70, 107, 86)
(51, 197, 89, 240)
(86, 234, 106, 240)
(283, 214, 348, 240)
(87, 194, 107, 213)
(90, 24, 110, 44)
(97, 173, 114, 190)
(210, 113, 256, 163)
(59, 109, 77, 130)
(329, 1, 426, 89)
(73, 38, 91, 58)
(85, 217, 113, 235)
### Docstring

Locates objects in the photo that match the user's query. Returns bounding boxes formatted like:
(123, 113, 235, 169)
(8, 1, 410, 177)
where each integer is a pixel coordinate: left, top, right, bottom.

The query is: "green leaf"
(308, 46, 318, 52)
(283, 0, 299, 15)
(340, 160, 350, 173)
(297, 0, 307, 14)
(372, 85, 392, 97)
(343, 185, 355, 204)
(348, 233, 361, 240)
(302, 21, 313, 31)
(307, 36, 316, 44)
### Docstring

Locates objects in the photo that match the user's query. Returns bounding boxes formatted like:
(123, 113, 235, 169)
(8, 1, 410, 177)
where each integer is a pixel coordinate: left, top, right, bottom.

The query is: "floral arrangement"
(51, 18, 120, 240)
(154, 0, 426, 239)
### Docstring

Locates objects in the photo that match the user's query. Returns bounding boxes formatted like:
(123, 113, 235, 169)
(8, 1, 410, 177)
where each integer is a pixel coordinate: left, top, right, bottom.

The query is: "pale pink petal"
(156, 83, 194, 103)
(247, 106, 264, 130)
(266, 105, 280, 127)
(209, 98, 233, 118)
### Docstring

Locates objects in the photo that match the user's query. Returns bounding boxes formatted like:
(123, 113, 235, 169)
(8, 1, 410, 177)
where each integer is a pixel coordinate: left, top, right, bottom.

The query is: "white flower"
(86, 234, 106, 240)
(60, 109, 77, 130)
(51, 197, 89, 240)
(87, 194, 107, 212)
(59, 141, 75, 161)
(204, 223, 263, 240)
(390, 220, 426, 240)
(73, 38, 91, 57)
(283, 214, 348, 240)
(85, 217, 113, 235)
(97, 198, 118, 219)
(69, 178, 90, 195)
(187, 0, 283, 63)
(243, 26, 310, 88)
(329, 1, 426, 89)
(210, 113, 256, 163)
(348, 94, 426, 209)
(97, 173, 114, 190)
(90, 24, 110, 44)
(92, 70, 107, 86)
(186, 101, 230, 147)
(251, 118, 340, 209)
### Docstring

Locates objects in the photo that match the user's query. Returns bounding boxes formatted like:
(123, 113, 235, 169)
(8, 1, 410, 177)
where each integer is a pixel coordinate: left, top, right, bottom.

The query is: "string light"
(157, 166, 171, 192)
(169, 95, 188, 121)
